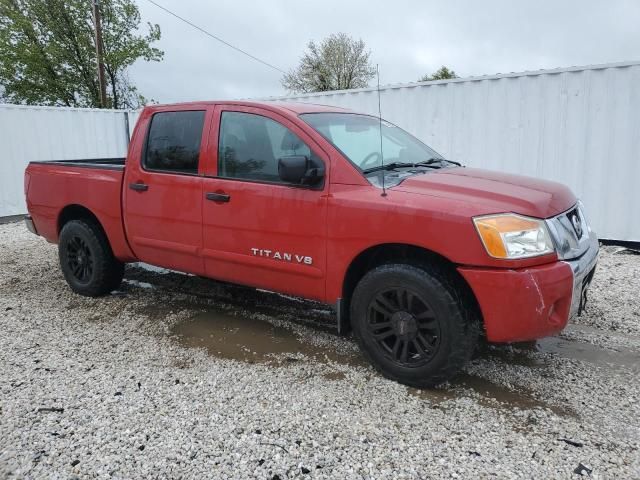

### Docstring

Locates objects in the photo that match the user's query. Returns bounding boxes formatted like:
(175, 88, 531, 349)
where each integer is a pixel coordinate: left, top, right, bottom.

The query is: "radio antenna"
(376, 64, 386, 197)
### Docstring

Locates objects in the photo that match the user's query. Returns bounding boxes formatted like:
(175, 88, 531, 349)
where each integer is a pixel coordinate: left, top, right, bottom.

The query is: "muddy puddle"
(137, 264, 638, 374)
(535, 336, 639, 371)
(408, 373, 575, 416)
(172, 310, 362, 367)
(126, 264, 337, 332)
(480, 335, 639, 372)
(171, 310, 576, 415)
(130, 266, 631, 417)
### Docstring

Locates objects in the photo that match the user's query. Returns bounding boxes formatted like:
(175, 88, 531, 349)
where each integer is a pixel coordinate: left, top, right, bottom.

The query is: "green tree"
(419, 66, 459, 82)
(282, 33, 375, 94)
(0, 0, 163, 108)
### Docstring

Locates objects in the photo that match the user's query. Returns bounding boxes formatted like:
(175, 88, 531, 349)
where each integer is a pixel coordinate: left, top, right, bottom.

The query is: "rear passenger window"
(144, 111, 205, 174)
(218, 111, 322, 183)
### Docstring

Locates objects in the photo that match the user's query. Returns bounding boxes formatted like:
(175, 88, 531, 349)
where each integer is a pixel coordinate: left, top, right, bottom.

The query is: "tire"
(350, 263, 479, 388)
(58, 219, 124, 296)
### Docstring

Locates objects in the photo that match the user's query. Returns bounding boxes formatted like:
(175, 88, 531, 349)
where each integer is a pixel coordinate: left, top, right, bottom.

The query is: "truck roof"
(144, 100, 352, 115)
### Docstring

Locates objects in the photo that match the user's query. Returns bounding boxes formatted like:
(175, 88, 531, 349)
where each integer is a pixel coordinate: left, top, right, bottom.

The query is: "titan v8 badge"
(251, 248, 313, 265)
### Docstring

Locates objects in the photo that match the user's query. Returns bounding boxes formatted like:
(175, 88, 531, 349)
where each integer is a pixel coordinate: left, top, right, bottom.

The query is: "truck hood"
(394, 167, 576, 218)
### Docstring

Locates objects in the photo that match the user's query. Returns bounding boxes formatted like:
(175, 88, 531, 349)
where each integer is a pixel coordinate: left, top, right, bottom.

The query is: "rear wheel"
(59, 219, 124, 296)
(350, 263, 479, 388)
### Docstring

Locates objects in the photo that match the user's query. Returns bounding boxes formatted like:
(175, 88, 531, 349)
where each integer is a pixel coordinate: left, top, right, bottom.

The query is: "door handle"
(129, 182, 148, 192)
(206, 192, 230, 203)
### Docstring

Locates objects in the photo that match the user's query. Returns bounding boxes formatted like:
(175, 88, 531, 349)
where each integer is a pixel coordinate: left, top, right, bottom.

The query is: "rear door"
(200, 105, 329, 301)
(123, 106, 211, 275)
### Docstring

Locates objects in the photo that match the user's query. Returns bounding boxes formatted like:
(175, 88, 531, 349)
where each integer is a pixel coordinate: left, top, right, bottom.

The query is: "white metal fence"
(0, 104, 132, 217)
(1, 61, 638, 241)
(275, 61, 640, 242)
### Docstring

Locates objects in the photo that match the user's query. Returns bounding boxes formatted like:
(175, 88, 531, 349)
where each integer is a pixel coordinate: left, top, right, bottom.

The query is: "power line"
(144, 0, 286, 75)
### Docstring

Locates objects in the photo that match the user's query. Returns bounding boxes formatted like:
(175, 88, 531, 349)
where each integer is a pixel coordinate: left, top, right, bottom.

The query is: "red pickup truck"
(24, 101, 598, 387)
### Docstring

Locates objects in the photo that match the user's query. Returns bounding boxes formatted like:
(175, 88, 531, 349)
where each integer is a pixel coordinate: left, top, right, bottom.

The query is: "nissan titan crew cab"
(24, 101, 599, 387)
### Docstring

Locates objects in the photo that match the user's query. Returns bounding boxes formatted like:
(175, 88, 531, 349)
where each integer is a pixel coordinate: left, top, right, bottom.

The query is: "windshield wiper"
(418, 157, 462, 167)
(362, 162, 415, 174)
(362, 157, 460, 174)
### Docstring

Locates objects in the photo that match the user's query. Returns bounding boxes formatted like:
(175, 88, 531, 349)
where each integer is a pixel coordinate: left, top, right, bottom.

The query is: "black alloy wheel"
(58, 219, 124, 296)
(366, 287, 441, 367)
(351, 263, 479, 388)
(65, 235, 94, 283)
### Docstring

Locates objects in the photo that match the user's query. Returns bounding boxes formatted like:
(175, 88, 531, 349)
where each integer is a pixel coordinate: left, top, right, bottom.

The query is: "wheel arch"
(57, 204, 136, 262)
(58, 204, 104, 235)
(340, 243, 482, 333)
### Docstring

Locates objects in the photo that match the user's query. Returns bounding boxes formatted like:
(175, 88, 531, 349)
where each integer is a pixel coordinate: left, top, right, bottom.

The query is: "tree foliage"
(0, 0, 163, 108)
(282, 33, 375, 94)
(419, 66, 458, 82)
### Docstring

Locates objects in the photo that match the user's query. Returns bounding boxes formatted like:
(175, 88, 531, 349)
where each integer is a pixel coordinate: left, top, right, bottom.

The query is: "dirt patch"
(322, 371, 347, 381)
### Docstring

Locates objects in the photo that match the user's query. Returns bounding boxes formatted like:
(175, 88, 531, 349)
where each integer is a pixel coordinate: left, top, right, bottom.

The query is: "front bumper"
(458, 234, 598, 343)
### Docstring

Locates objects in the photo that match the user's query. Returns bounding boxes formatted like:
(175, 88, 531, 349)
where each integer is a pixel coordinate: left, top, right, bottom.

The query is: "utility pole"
(92, 0, 108, 108)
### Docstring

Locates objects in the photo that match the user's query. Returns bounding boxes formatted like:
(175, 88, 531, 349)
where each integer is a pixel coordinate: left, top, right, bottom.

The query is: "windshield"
(300, 113, 443, 172)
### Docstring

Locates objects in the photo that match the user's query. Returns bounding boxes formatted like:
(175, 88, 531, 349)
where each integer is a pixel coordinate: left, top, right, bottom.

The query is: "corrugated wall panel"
(1, 62, 638, 240)
(278, 62, 640, 241)
(0, 105, 130, 216)
(127, 110, 142, 138)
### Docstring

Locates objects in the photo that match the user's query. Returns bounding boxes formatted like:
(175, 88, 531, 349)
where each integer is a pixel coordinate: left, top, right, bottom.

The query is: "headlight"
(473, 213, 555, 259)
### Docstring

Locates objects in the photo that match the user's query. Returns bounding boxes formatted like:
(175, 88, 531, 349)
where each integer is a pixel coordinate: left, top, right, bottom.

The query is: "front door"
(123, 107, 210, 275)
(201, 106, 329, 300)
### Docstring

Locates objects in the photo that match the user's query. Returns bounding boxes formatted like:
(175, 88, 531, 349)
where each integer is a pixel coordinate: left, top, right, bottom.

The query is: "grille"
(545, 204, 592, 260)
(566, 208, 584, 239)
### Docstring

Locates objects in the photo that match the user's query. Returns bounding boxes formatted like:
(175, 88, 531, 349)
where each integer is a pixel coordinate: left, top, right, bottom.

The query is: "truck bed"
(25, 158, 135, 261)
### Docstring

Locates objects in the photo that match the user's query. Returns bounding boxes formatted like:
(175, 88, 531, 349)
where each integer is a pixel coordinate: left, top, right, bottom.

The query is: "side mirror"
(278, 155, 324, 186)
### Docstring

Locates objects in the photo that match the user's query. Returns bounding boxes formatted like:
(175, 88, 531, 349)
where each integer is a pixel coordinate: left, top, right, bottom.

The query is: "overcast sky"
(129, 0, 640, 103)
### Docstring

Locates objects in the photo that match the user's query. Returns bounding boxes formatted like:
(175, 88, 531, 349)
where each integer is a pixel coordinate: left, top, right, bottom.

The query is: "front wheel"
(59, 219, 124, 296)
(350, 263, 479, 388)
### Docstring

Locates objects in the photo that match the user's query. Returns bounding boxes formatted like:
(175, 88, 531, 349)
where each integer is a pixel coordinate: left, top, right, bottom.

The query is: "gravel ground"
(0, 220, 638, 479)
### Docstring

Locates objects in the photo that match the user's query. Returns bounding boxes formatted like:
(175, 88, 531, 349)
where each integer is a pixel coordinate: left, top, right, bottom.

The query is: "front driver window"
(218, 111, 322, 183)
